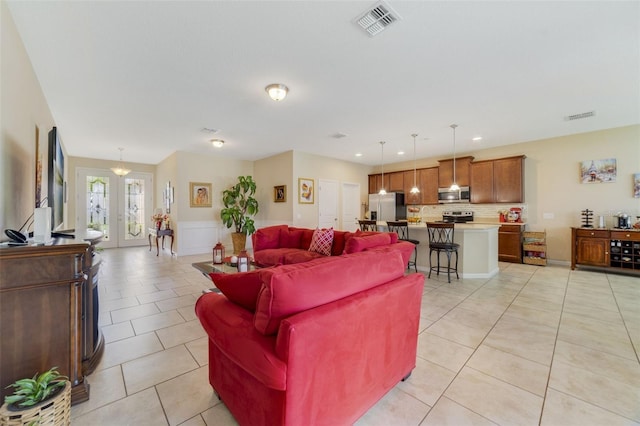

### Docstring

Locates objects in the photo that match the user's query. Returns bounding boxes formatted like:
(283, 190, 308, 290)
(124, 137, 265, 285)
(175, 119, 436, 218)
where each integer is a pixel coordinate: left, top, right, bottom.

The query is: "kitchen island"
(402, 223, 501, 279)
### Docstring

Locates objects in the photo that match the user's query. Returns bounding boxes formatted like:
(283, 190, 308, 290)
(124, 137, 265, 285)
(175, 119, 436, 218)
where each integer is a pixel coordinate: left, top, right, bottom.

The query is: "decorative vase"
(0, 380, 71, 426)
(230, 232, 247, 254)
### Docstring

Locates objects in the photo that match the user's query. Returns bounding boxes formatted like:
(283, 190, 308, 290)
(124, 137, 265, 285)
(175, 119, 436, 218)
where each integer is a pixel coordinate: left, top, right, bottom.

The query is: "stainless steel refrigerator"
(368, 193, 406, 221)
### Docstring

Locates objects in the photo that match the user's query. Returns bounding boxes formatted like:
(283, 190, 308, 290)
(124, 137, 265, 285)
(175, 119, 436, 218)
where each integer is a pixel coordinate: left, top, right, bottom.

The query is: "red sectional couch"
(195, 232, 424, 426)
(251, 224, 415, 267)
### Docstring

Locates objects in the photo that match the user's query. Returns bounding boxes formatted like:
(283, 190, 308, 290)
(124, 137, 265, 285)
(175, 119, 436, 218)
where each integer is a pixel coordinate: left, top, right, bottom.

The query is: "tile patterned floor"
(70, 246, 640, 425)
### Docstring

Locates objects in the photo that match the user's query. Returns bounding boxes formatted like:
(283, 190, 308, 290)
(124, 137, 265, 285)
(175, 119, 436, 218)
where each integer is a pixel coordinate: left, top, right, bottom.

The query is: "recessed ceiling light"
(472, 136, 483, 141)
(211, 139, 224, 148)
(397, 151, 405, 155)
(355, 153, 363, 157)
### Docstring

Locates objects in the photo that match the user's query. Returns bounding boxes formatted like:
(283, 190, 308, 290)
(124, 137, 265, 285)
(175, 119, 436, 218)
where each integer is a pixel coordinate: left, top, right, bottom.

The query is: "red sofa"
(195, 247, 424, 426)
(251, 224, 415, 267)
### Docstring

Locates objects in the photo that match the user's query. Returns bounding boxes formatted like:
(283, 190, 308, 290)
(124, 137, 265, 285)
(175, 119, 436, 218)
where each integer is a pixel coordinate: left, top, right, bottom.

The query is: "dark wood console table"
(0, 231, 104, 405)
(149, 228, 174, 256)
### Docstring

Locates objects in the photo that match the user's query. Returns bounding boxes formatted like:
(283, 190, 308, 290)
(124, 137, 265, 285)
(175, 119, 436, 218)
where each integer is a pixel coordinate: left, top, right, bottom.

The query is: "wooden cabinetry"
(609, 230, 640, 271)
(368, 174, 390, 194)
(388, 171, 404, 192)
(572, 228, 610, 268)
(0, 237, 103, 405)
(470, 155, 525, 203)
(438, 156, 473, 188)
(402, 168, 439, 205)
(498, 224, 523, 263)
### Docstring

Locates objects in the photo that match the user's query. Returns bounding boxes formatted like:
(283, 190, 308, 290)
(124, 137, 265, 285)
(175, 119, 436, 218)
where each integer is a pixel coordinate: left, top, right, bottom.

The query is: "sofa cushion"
(343, 232, 392, 254)
(254, 250, 405, 335)
(282, 250, 325, 264)
(331, 230, 352, 256)
(280, 228, 304, 248)
(290, 227, 314, 250)
(308, 228, 334, 256)
(254, 248, 301, 268)
(210, 267, 275, 311)
(254, 225, 288, 250)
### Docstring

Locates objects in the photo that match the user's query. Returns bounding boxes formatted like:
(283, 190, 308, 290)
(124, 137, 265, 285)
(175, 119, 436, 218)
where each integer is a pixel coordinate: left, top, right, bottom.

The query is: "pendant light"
(410, 133, 420, 194)
(378, 141, 386, 195)
(111, 147, 131, 177)
(449, 124, 460, 191)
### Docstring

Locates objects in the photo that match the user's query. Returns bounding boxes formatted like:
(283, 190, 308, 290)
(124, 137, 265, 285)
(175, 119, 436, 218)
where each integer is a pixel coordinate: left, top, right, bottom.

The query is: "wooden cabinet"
(571, 228, 610, 269)
(368, 174, 390, 194)
(498, 224, 523, 263)
(438, 156, 473, 188)
(403, 168, 439, 205)
(494, 156, 525, 203)
(469, 160, 494, 203)
(403, 170, 420, 205)
(470, 155, 525, 204)
(388, 171, 404, 192)
(609, 230, 640, 271)
(0, 237, 103, 405)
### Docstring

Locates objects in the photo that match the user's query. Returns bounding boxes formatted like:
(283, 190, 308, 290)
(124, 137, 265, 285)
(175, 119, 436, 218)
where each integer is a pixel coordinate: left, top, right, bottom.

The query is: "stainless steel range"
(442, 211, 474, 223)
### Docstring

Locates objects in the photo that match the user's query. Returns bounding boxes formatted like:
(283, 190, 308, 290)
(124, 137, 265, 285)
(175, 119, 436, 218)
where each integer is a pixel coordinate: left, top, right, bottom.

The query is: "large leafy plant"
(4, 367, 68, 408)
(220, 176, 259, 235)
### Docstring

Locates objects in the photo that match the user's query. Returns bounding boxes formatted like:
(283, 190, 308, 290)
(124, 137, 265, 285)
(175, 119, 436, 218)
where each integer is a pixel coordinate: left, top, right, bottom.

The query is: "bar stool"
(358, 220, 377, 231)
(426, 222, 459, 283)
(386, 221, 419, 272)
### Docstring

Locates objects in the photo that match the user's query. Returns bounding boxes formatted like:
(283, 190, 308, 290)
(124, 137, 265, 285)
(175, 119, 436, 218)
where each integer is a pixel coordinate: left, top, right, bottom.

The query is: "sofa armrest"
(275, 273, 424, 424)
(195, 293, 287, 390)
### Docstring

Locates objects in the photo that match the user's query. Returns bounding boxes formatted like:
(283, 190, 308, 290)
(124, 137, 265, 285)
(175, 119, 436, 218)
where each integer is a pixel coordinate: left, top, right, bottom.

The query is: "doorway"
(341, 182, 360, 232)
(76, 168, 153, 248)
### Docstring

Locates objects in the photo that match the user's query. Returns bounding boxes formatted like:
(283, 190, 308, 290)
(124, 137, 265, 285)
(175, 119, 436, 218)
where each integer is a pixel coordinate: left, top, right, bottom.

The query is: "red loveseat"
(251, 224, 414, 267)
(195, 249, 424, 426)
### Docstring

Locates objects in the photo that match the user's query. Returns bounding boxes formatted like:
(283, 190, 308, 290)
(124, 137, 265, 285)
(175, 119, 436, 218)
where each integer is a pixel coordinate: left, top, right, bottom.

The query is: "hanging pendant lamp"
(111, 147, 131, 177)
(378, 141, 387, 195)
(410, 133, 420, 194)
(449, 124, 460, 191)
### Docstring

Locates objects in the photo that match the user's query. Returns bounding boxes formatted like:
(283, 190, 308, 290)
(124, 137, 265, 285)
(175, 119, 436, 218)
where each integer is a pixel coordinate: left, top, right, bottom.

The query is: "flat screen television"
(48, 127, 65, 231)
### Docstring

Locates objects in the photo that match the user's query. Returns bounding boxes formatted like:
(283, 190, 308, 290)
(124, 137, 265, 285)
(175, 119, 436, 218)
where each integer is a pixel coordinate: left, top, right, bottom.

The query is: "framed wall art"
(298, 178, 314, 204)
(274, 185, 286, 202)
(634, 173, 640, 198)
(190, 182, 212, 207)
(580, 158, 616, 183)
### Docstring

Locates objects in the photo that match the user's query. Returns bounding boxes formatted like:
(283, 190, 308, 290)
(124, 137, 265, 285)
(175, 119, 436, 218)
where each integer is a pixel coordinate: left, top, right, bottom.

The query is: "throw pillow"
(308, 227, 334, 256)
(343, 232, 391, 254)
(209, 267, 274, 311)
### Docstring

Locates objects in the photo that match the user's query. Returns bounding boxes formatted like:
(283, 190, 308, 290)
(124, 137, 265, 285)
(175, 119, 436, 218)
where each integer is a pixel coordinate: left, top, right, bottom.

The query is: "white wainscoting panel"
(177, 221, 221, 256)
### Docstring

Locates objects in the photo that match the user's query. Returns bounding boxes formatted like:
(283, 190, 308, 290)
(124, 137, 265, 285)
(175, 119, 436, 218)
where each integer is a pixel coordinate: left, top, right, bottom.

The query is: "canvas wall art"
(580, 158, 616, 183)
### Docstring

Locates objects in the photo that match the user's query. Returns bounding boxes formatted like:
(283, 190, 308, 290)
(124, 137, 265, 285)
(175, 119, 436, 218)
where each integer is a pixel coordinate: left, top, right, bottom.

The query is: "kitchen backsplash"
(408, 204, 529, 221)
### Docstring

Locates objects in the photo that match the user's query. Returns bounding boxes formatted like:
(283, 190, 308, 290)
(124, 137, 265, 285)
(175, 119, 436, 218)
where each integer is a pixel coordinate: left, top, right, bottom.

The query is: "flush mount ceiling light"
(211, 139, 224, 148)
(410, 133, 420, 194)
(111, 147, 131, 177)
(449, 124, 460, 191)
(265, 84, 289, 101)
(378, 141, 386, 195)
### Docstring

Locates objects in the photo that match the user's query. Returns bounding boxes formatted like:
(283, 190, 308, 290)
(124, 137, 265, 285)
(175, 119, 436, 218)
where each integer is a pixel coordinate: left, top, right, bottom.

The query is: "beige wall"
(1, 1, 56, 232)
(254, 151, 294, 224)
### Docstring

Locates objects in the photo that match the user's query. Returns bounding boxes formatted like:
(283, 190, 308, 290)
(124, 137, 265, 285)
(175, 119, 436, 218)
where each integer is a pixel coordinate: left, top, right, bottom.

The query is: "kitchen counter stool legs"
(426, 222, 459, 283)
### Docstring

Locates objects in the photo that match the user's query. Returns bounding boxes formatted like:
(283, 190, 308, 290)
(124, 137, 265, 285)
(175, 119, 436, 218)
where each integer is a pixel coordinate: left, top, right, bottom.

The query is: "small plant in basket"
(4, 367, 68, 410)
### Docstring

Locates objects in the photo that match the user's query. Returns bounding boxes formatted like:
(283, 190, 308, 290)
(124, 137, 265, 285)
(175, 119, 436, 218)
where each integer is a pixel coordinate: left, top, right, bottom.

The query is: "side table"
(148, 228, 174, 256)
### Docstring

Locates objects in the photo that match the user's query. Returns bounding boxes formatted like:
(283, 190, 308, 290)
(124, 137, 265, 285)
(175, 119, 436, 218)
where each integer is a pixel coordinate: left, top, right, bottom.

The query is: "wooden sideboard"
(0, 233, 103, 405)
(571, 227, 640, 274)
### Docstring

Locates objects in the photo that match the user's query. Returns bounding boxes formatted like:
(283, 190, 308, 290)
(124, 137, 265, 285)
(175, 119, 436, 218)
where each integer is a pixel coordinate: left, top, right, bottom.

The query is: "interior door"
(341, 182, 360, 232)
(76, 168, 152, 248)
(318, 179, 338, 229)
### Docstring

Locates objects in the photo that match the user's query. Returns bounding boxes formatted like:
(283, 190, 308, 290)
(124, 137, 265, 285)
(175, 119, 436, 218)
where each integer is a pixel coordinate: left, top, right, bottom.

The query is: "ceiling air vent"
(564, 111, 596, 121)
(354, 1, 401, 37)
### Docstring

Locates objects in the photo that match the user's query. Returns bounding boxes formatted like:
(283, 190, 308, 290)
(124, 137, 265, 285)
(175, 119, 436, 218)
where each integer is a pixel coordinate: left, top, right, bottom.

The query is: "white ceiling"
(7, 1, 640, 167)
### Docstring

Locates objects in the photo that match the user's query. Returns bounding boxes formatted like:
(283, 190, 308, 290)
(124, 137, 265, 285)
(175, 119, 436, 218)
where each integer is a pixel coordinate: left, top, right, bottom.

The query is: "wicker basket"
(0, 381, 71, 426)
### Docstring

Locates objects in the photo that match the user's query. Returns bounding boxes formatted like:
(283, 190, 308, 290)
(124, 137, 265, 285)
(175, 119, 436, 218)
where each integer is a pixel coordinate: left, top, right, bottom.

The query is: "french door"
(76, 168, 153, 249)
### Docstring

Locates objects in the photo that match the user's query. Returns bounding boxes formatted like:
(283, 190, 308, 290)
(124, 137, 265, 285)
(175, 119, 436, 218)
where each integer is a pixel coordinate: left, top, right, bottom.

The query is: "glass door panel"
(118, 173, 152, 247)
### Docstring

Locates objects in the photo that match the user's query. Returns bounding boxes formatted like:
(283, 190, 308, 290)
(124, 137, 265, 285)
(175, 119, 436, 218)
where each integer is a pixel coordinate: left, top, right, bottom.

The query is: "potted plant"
(1, 367, 71, 425)
(220, 175, 259, 253)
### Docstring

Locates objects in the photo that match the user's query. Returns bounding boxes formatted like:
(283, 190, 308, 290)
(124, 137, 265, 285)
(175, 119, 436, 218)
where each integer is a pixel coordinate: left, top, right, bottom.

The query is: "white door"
(318, 179, 338, 229)
(341, 182, 360, 232)
(76, 168, 152, 248)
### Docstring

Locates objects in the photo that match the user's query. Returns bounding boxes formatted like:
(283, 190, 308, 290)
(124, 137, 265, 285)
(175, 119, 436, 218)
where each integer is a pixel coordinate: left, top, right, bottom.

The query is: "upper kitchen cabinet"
(388, 171, 404, 192)
(470, 155, 525, 203)
(368, 173, 390, 194)
(403, 168, 438, 205)
(438, 156, 473, 188)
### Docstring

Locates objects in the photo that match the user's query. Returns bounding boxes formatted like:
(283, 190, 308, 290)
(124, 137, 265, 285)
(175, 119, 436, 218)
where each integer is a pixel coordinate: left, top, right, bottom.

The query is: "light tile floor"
(71, 246, 640, 425)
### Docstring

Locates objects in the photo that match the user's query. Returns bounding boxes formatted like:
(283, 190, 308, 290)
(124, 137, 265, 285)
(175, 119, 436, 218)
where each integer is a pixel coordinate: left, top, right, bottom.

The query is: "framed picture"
(47, 127, 65, 230)
(274, 185, 286, 202)
(190, 182, 212, 207)
(634, 173, 640, 198)
(580, 158, 616, 183)
(298, 178, 314, 204)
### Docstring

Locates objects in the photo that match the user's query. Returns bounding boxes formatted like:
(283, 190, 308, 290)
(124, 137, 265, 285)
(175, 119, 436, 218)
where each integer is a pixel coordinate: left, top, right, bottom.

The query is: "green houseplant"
(3, 367, 68, 410)
(220, 176, 259, 253)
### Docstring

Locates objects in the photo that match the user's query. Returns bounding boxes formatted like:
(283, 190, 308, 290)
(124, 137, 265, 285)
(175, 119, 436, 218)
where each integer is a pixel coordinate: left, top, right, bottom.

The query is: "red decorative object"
(213, 242, 225, 264)
(237, 249, 250, 272)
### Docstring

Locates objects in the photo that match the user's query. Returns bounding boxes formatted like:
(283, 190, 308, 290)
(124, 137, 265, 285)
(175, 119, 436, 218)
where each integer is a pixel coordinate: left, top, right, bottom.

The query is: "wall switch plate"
(543, 212, 554, 219)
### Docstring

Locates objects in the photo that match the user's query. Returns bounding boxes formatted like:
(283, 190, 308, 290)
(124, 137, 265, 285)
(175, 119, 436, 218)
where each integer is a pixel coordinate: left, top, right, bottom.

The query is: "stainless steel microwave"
(438, 186, 470, 203)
